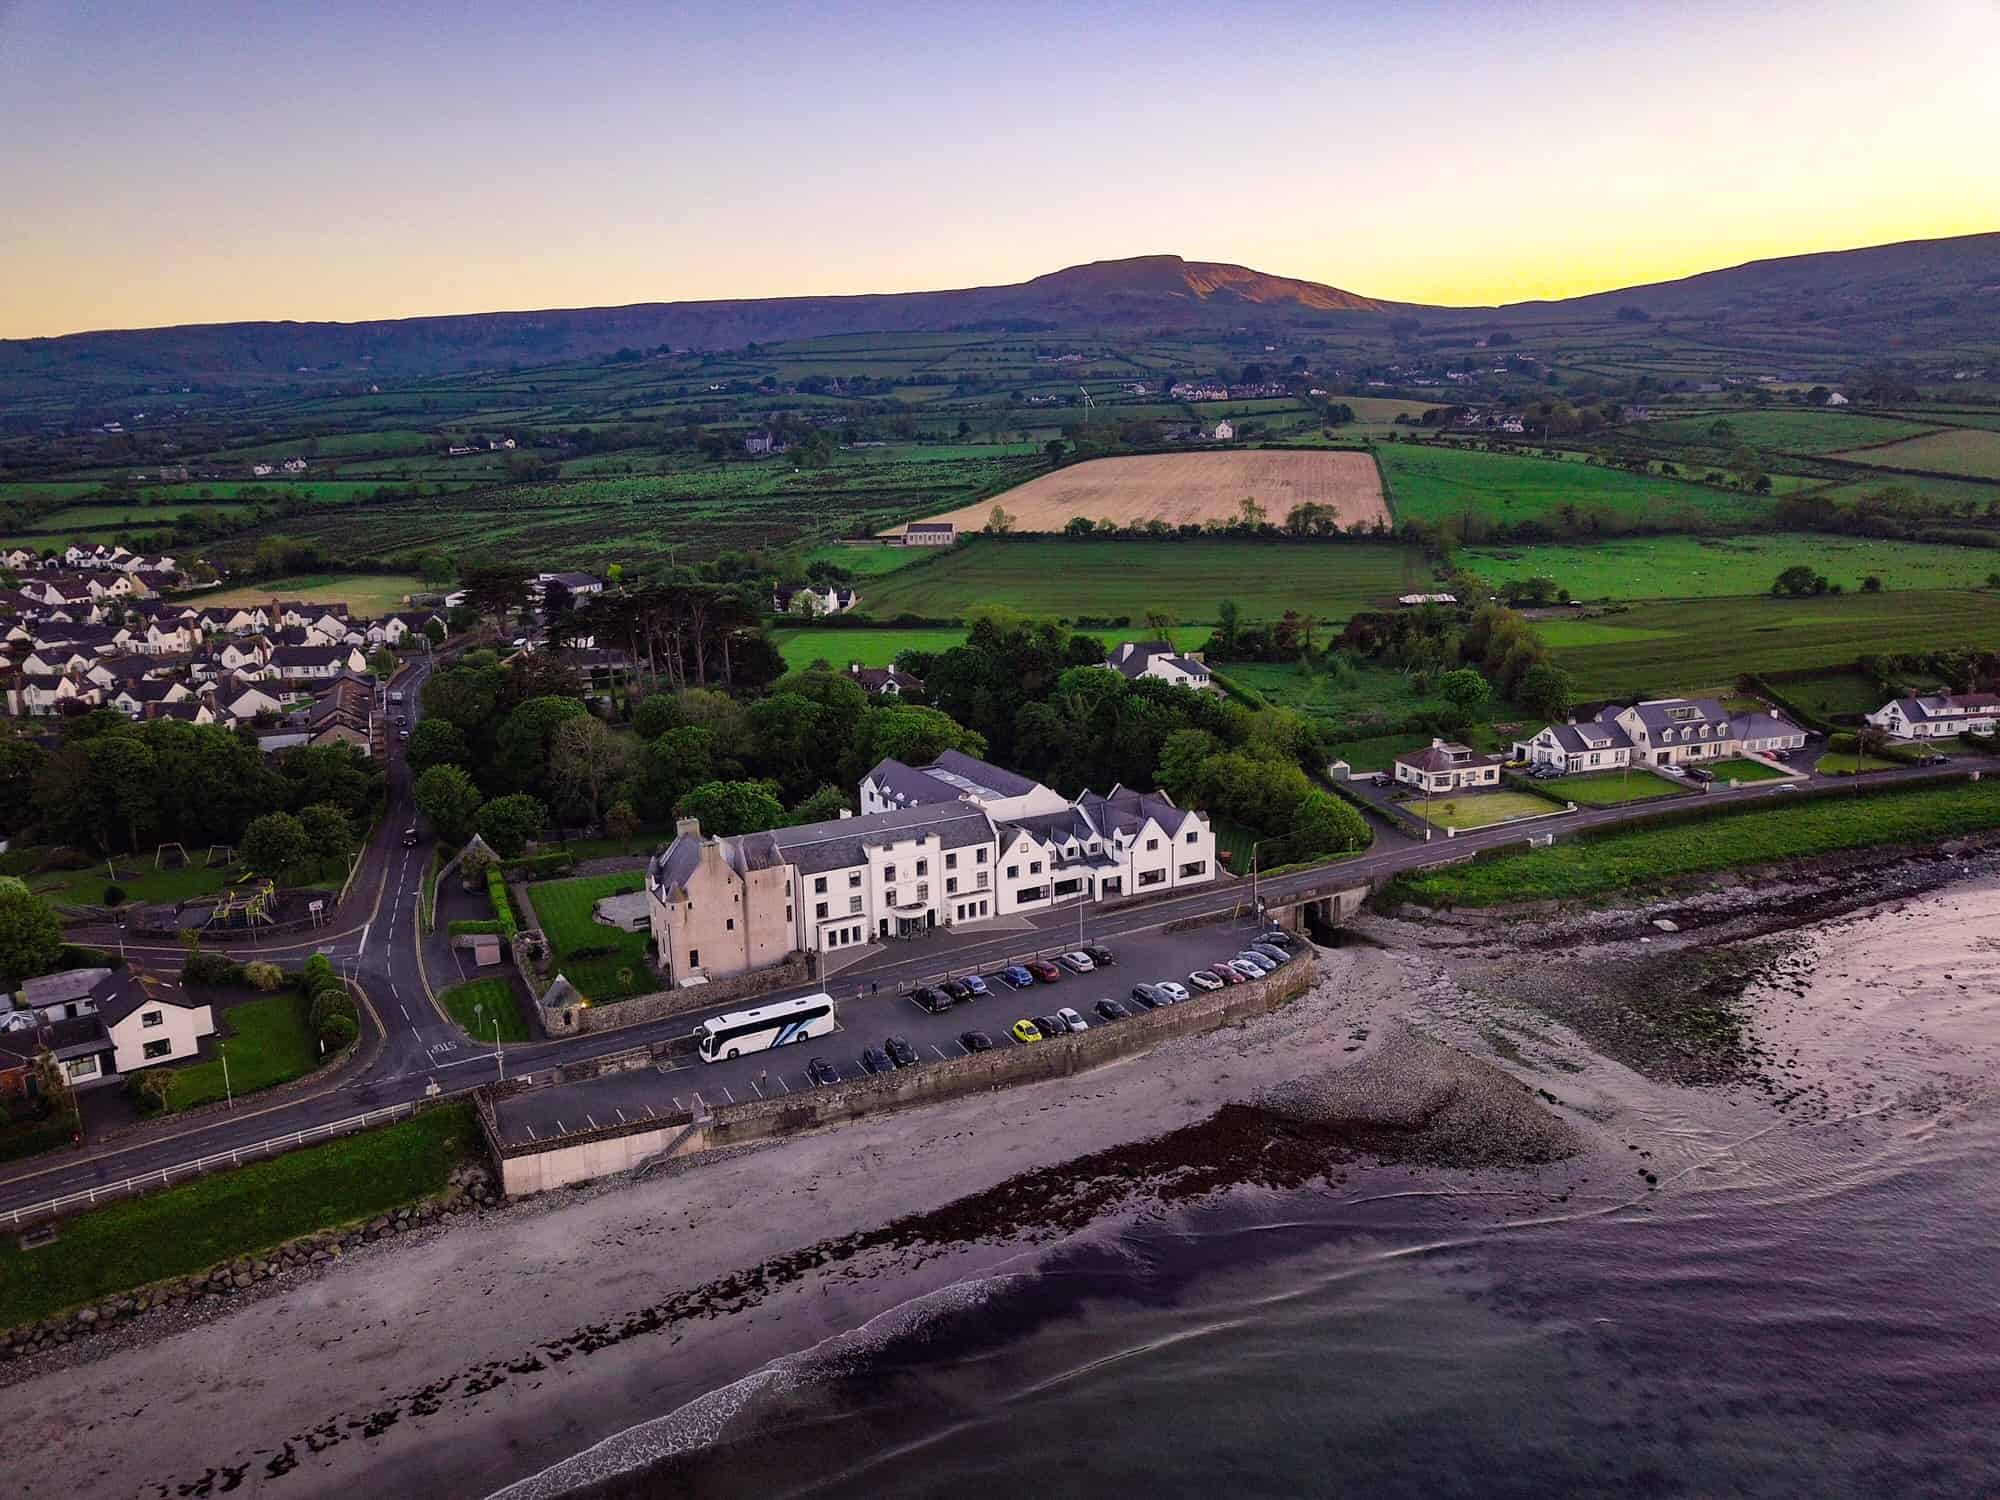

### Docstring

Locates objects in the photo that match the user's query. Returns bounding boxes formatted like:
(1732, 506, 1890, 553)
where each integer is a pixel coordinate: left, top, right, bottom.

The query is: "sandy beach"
(0, 943, 1480, 1499)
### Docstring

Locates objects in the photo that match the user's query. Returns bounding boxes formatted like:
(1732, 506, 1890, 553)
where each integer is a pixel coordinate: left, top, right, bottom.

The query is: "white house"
(103, 973, 215, 1074)
(1514, 719, 1634, 772)
(1609, 698, 1739, 767)
(847, 662, 923, 697)
(1825, 391, 1850, 406)
(901, 523, 956, 547)
(859, 749, 1071, 821)
(1104, 640, 1214, 690)
(1393, 739, 1504, 792)
(1867, 692, 2000, 740)
(1210, 420, 1235, 441)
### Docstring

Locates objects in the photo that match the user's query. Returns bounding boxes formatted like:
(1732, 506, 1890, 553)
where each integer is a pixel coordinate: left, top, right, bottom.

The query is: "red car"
(1026, 958, 1063, 984)
(1208, 964, 1246, 986)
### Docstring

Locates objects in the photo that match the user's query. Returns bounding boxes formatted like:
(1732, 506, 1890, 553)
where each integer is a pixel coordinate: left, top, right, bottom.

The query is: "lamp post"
(221, 1041, 232, 1111)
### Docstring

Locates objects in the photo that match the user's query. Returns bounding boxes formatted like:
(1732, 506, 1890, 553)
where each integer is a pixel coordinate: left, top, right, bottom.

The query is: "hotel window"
(689, 949, 698, 967)
(946, 851, 958, 869)
(884, 864, 896, 882)
(916, 859, 927, 876)
(849, 872, 862, 888)
(816, 902, 828, 919)
(976, 848, 988, 864)
(815, 876, 827, 894)
(850, 895, 863, 915)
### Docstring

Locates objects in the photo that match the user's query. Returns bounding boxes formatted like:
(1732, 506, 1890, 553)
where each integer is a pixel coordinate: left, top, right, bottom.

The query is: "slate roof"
(1619, 697, 1731, 733)
(1539, 721, 1633, 754)
(760, 804, 995, 874)
(1074, 784, 1197, 838)
(905, 522, 955, 534)
(95, 970, 202, 1028)
(1730, 711, 1805, 741)
(849, 665, 922, 694)
(1890, 693, 2000, 723)
(1395, 742, 1502, 775)
(863, 756, 965, 809)
(927, 749, 1040, 800)
(17, 967, 113, 1010)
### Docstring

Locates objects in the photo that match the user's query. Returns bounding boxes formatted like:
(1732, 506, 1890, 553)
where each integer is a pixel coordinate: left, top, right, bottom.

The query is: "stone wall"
(491, 950, 1315, 1197)
(536, 952, 814, 1038)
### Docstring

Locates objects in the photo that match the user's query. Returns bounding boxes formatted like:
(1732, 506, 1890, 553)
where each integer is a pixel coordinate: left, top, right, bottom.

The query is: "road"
(2, 713, 1987, 1218)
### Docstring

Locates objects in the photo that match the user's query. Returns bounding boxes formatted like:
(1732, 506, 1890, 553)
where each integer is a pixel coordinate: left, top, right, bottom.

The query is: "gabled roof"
(1623, 697, 1730, 731)
(863, 756, 965, 808)
(96, 970, 203, 1028)
(1395, 742, 1502, 774)
(928, 749, 1040, 800)
(1074, 783, 1196, 838)
(1539, 720, 1632, 754)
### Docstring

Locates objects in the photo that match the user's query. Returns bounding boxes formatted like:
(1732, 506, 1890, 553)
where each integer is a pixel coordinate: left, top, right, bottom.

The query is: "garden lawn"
(1407, 790, 1559, 829)
(1706, 758, 1789, 782)
(1547, 771, 1684, 805)
(526, 872, 653, 1001)
(1817, 754, 1900, 775)
(1391, 778, 2000, 907)
(0, 1104, 477, 1329)
(166, 992, 318, 1110)
(439, 977, 530, 1042)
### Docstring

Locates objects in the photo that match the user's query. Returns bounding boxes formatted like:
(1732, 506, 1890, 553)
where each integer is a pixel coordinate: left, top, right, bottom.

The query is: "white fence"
(0, 1097, 452, 1229)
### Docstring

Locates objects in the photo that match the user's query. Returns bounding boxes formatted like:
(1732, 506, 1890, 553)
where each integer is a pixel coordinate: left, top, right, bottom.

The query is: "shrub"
(309, 986, 356, 1031)
(567, 942, 616, 961)
(242, 960, 285, 992)
(500, 851, 573, 881)
(487, 868, 521, 941)
(302, 953, 334, 989)
(180, 951, 245, 986)
(102, 884, 126, 906)
(318, 1012, 358, 1051)
(56, 942, 119, 971)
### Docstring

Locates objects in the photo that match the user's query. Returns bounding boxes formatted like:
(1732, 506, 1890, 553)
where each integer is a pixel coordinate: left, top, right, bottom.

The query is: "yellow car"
(1011, 1018, 1043, 1044)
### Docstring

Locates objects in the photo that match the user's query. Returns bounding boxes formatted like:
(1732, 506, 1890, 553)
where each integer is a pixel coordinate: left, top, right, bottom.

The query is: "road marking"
(750, 1080, 764, 1098)
(358, 921, 371, 956)
(722, 1086, 735, 1104)
(672, 1095, 683, 1111)
(398, 1004, 409, 1019)
(692, 1092, 705, 1112)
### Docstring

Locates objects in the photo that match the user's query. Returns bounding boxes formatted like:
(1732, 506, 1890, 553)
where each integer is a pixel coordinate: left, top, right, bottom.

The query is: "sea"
(499, 879, 2000, 1499)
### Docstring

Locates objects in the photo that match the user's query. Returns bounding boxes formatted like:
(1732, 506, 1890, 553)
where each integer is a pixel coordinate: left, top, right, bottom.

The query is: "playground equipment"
(203, 876, 278, 930)
(155, 841, 188, 869)
(203, 844, 235, 868)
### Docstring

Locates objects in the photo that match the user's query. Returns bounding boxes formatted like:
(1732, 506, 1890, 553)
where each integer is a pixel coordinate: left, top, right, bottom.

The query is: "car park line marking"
(778, 1076, 791, 1094)
(692, 1092, 705, 1112)
(750, 1080, 763, 1098)
(615, 1109, 627, 1124)
(721, 1087, 735, 1104)
(671, 1095, 683, 1112)
(950, 1042, 965, 1056)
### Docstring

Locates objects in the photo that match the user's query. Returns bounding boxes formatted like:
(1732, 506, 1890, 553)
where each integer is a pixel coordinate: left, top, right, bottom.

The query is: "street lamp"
(221, 1041, 233, 1111)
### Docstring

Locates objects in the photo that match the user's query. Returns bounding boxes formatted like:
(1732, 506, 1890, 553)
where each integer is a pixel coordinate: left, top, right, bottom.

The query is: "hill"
(3, 234, 1994, 402)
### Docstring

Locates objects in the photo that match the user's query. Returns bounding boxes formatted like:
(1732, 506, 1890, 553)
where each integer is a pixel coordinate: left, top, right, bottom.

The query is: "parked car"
(1771, 749, 1792, 762)
(1531, 765, 1564, 780)
(1187, 970, 1225, 992)
(911, 986, 953, 1014)
(1083, 944, 1116, 966)
(1026, 958, 1063, 984)
(806, 1057, 840, 1087)
(884, 1036, 918, 1068)
(1129, 983, 1165, 1010)
(1226, 959, 1265, 981)
(1094, 999, 1130, 1022)
(1011, 1018, 1044, 1044)
(1154, 980, 1190, 1003)
(999, 964, 1035, 989)
(1209, 963, 1246, 986)
(1058, 951, 1095, 974)
(397, 729, 410, 741)
(1047, 1007, 1083, 1034)
(961, 973, 990, 997)
(1233, 952, 1275, 975)
(939, 978, 972, 1002)
(1259, 929, 1295, 948)
(858, 1045, 893, 1075)
(1776, 782, 1800, 792)
(1917, 752, 1949, 766)
(959, 1030, 994, 1053)
(1250, 944, 1290, 966)
(1685, 766, 1715, 785)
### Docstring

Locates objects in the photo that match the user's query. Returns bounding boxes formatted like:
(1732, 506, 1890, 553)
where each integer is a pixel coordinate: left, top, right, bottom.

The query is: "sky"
(2, 0, 1997, 338)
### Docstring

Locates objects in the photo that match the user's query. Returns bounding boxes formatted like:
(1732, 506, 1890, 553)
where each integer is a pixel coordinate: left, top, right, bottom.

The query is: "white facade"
(1867, 694, 2000, 740)
(109, 995, 215, 1074)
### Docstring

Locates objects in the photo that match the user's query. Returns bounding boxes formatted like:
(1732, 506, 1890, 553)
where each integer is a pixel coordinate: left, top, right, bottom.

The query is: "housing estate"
(1103, 639, 1214, 690)
(1865, 692, 2000, 740)
(648, 751, 1215, 986)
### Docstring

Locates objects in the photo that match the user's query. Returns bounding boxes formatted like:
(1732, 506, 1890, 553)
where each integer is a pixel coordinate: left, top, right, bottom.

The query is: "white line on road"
(672, 1095, 683, 1111)
(398, 1004, 409, 1019)
(778, 1076, 791, 1094)
(408, 1026, 421, 1042)
(358, 921, 371, 956)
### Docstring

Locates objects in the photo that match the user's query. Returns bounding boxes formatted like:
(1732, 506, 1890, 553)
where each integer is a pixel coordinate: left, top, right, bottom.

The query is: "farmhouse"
(1398, 592, 1458, 607)
(1104, 639, 1214, 690)
(773, 584, 858, 616)
(902, 522, 956, 547)
(1394, 739, 1504, 793)
(1866, 692, 2000, 740)
(847, 661, 923, 696)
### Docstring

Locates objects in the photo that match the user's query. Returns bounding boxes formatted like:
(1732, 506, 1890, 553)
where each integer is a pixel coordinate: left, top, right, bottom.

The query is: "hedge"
(501, 851, 575, 881)
(487, 867, 521, 941)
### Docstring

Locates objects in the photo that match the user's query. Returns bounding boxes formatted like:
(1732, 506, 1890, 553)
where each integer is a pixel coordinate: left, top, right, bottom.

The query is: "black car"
(939, 978, 972, 1002)
(1094, 998, 1130, 1023)
(912, 986, 953, 1014)
(1258, 929, 1294, 949)
(858, 1045, 893, 1075)
(1129, 983, 1164, 1010)
(1034, 1014, 1068, 1039)
(884, 1035, 918, 1068)
(1083, 944, 1115, 966)
(1249, 943, 1290, 966)
(959, 1030, 994, 1053)
(807, 1057, 840, 1087)
(401, 827, 420, 848)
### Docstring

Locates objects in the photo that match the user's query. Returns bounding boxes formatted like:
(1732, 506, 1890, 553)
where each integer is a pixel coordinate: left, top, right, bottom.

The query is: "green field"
(166, 992, 319, 1109)
(1640, 410, 1937, 453)
(1545, 770, 1684, 805)
(1537, 591, 2000, 696)
(0, 1104, 476, 1329)
(1832, 428, 2000, 480)
(802, 542, 923, 578)
(771, 626, 972, 669)
(1462, 533, 2000, 601)
(860, 539, 1426, 623)
(191, 573, 428, 614)
(1374, 443, 1771, 532)
(1391, 778, 2000, 907)
(439, 977, 531, 1042)
(1216, 659, 1504, 736)
(526, 872, 652, 1001)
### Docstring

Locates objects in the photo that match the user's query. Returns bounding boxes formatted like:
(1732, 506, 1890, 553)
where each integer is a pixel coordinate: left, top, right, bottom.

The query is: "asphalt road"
(3, 721, 1988, 1218)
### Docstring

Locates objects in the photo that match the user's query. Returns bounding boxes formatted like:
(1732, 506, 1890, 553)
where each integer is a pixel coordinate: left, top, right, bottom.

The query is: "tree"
(1064, 515, 1095, 537)
(1238, 496, 1267, 528)
(675, 779, 786, 836)
(240, 811, 311, 879)
(298, 803, 356, 871)
(1043, 439, 1066, 468)
(405, 717, 470, 776)
(1772, 565, 1821, 597)
(985, 504, 1014, 535)
(631, 693, 683, 741)
(635, 725, 717, 823)
(1861, 574, 1884, 593)
(1215, 599, 1242, 658)
(476, 793, 547, 858)
(1437, 668, 1492, 715)
(603, 801, 640, 840)
(414, 764, 484, 844)
(494, 695, 588, 797)
(787, 784, 851, 825)
(1288, 789, 1371, 859)
(1518, 662, 1574, 723)
(0, 877, 62, 985)
(548, 715, 627, 825)
(369, 647, 399, 680)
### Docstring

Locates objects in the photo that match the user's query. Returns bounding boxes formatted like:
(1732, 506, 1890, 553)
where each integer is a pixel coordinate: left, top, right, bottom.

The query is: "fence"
(0, 1094, 465, 1230)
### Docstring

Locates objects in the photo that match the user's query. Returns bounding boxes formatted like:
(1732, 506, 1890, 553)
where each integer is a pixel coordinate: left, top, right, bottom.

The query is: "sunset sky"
(2, 0, 1996, 339)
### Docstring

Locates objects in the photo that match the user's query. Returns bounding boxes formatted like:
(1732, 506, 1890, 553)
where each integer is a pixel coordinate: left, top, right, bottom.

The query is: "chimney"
(675, 816, 701, 839)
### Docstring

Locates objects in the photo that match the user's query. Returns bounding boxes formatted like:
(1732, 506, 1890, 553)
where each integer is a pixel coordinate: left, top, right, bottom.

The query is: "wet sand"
(0, 944, 1494, 1499)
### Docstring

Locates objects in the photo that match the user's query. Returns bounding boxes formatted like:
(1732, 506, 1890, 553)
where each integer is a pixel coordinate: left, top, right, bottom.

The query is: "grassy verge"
(0, 1104, 477, 1330)
(439, 977, 531, 1042)
(447, 918, 504, 937)
(1389, 778, 2000, 908)
(1707, 757, 1790, 783)
(525, 871, 652, 1001)
(419, 845, 443, 933)
(1547, 770, 1683, 805)
(166, 992, 319, 1110)
(1817, 754, 1900, 775)
(1407, 790, 1559, 829)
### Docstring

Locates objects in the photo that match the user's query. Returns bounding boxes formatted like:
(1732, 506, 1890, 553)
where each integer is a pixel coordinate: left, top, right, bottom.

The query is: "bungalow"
(902, 522, 956, 548)
(270, 644, 367, 683)
(1104, 640, 1214, 690)
(848, 662, 923, 697)
(1866, 692, 2000, 740)
(1393, 739, 1504, 793)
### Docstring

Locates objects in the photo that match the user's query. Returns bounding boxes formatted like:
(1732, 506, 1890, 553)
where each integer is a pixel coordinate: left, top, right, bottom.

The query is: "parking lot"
(488, 912, 1302, 1149)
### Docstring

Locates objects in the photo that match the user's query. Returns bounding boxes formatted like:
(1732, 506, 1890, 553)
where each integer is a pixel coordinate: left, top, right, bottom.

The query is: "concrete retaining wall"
(489, 951, 1316, 1198)
(537, 953, 814, 1038)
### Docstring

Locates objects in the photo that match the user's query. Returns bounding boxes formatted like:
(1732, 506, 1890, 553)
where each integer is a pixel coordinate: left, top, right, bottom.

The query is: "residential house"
(108, 677, 191, 719)
(772, 584, 858, 616)
(1514, 719, 1634, 772)
(1210, 420, 1235, 442)
(270, 644, 367, 685)
(847, 662, 923, 697)
(1104, 640, 1214, 690)
(281, 457, 308, 473)
(219, 677, 287, 722)
(901, 523, 956, 547)
(743, 431, 785, 456)
(1397, 592, 1458, 607)
(538, 571, 604, 601)
(1608, 697, 1740, 767)
(1393, 739, 1504, 793)
(2, 968, 211, 1087)
(1866, 692, 2000, 740)
(1825, 391, 1850, 406)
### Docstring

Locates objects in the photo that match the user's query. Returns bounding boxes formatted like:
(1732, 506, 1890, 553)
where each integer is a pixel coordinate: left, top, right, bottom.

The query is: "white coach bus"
(695, 993, 837, 1062)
